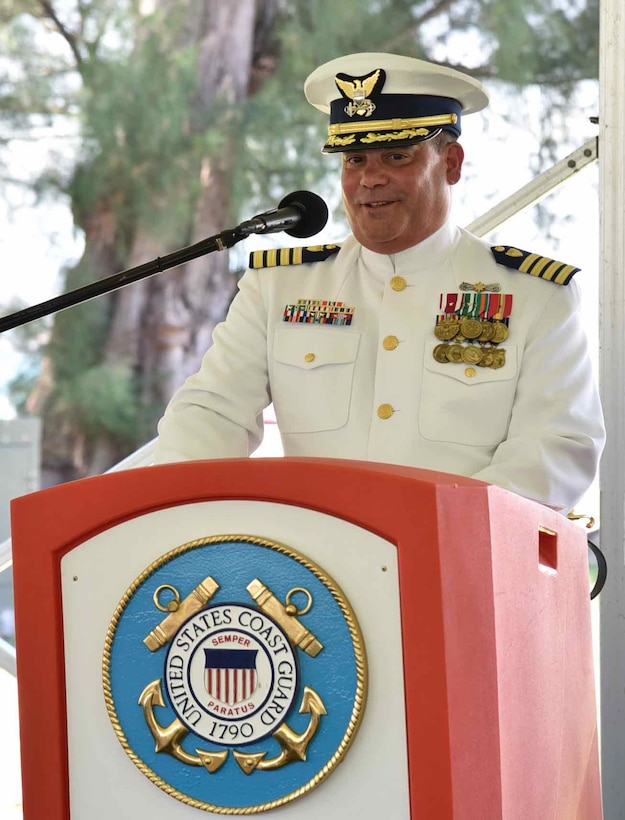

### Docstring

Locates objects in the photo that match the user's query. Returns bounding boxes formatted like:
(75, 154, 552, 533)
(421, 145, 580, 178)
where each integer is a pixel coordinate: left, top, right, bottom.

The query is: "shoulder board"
(249, 244, 341, 270)
(491, 245, 579, 286)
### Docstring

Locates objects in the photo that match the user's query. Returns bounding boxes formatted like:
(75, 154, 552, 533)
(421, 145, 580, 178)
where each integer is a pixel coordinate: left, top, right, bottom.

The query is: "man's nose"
(360, 159, 388, 187)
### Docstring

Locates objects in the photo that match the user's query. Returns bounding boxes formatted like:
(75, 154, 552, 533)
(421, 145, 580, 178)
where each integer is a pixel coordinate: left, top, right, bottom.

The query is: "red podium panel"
(11, 458, 601, 819)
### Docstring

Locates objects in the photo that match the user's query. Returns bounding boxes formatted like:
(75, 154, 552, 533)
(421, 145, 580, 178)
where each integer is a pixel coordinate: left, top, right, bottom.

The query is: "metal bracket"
(466, 137, 598, 237)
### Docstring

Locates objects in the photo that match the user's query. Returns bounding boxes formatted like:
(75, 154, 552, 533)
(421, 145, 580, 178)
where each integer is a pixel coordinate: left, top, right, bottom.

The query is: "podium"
(11, 458, 601, 818)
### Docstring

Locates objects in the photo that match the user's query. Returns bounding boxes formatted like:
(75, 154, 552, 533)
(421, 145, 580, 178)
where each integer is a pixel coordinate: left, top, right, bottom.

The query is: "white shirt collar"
(356, 220, 459, 279)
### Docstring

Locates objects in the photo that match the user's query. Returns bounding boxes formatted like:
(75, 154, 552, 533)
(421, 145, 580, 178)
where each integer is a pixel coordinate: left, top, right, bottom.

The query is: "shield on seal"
(204, 648, 258, 706)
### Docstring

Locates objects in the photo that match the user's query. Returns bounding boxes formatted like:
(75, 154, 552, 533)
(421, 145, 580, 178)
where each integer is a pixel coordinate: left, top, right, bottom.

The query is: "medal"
(446, 344, 464, 363)
(433, 286, 512, 370)
(459, 318, 482, 340)
(461, 346, 483, 365)
(433, 343, 451, 363)
(490, 322, 509, 343)
(434, 317, 460, 340)
(477, 321, 494, 343)
(431, 342, 506, 370)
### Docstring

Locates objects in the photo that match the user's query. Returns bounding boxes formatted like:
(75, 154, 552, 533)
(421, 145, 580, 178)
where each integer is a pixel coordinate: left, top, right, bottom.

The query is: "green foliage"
(32, 260, 139, 444)
(471, 0, 599, 87)
(0, 14, 69, 165)
(66, 362, 139, 442)
(72, 35, 206, 247)
(46, 292, 109, 386)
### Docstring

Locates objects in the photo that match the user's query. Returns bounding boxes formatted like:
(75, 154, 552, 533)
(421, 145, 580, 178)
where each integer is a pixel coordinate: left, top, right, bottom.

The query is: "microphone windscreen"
(278, 190, 329, 238)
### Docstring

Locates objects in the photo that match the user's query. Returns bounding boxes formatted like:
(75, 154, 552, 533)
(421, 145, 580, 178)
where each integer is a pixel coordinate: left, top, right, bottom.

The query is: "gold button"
(383, 335, 399, 351)
(304, 353, 315, 362)
(390, 276, 407, 292)
(465, 367, 476, 377)
(377, 403, 394, 420)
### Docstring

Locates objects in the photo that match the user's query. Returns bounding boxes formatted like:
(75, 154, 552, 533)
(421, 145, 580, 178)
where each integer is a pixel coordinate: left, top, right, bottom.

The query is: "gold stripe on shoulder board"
(491, 245, 579, 286)
(249, 244, 340, 269)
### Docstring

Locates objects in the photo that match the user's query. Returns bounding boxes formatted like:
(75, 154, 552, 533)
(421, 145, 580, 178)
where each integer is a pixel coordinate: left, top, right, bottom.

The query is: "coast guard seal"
(102, 534, 367, 814)
(164, 601, 299, 745)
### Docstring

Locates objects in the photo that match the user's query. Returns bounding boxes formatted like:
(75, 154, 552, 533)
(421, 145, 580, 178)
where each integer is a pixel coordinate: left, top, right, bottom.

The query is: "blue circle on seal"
(103, 536, 367, 813)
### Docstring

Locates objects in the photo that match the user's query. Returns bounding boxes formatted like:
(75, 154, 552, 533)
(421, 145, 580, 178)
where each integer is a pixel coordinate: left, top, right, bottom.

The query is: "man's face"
(340, 139, 464, 254)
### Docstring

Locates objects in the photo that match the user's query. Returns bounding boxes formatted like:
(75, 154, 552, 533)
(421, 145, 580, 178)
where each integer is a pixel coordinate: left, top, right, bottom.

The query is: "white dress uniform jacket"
(155, 220, 605, 511)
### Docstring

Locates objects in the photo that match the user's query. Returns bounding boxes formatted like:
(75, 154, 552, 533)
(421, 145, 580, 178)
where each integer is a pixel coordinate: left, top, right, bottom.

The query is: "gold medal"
(434, 318, 460, 340)
(478, 350, 495, 368)
(461, 345, 483, 365)
(446, 344, 463, 363)
(478, 321, 495, 342)
(490, 349, 506, 369)
(459, 318, 483, 340)
(491, 321, 509, 344)
(433, 343, 450, 363)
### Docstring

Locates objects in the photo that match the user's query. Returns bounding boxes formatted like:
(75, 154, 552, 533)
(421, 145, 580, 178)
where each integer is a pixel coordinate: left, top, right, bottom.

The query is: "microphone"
(237, 190, 328, 239)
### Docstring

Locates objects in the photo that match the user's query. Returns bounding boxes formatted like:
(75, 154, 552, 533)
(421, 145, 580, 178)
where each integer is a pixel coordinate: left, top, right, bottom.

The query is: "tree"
(4, 0, 282, 480)
(0, 0, 599, 483)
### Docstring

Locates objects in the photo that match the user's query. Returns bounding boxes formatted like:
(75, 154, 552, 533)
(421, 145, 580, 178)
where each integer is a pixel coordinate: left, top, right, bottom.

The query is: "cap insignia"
(335, 69, 385, 118)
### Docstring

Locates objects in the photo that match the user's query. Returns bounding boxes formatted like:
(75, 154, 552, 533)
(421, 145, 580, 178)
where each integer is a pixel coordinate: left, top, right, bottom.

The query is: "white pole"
(466, 139, 597, 238)
(599, 0, 625, 814)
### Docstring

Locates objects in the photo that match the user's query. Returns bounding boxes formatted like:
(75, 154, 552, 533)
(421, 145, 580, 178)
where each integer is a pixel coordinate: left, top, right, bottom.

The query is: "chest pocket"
(419, 341, 519, 446)
(271, 327, 360, 433)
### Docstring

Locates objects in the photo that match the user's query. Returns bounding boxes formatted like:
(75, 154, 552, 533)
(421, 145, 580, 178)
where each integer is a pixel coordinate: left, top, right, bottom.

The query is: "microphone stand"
(0, 224, 247, 333)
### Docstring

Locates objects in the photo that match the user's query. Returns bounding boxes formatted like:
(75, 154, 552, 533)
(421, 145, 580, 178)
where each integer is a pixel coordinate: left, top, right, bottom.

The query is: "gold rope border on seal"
(102, 533, 368, 815)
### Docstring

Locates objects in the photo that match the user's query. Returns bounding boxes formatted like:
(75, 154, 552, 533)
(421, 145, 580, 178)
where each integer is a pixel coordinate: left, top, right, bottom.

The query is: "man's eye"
(344, 155, 364, 165)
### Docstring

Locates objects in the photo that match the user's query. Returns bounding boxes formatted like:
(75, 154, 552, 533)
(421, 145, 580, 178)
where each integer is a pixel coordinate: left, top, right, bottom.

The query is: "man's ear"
(446, 141, 464, 185)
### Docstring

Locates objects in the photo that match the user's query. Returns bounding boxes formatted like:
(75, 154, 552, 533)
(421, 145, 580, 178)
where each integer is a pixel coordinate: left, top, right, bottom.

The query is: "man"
(154, 52, 605, 511)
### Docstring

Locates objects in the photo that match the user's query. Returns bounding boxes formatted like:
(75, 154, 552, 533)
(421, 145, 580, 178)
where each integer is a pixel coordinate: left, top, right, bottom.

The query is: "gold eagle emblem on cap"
(335, 69, 383, 118)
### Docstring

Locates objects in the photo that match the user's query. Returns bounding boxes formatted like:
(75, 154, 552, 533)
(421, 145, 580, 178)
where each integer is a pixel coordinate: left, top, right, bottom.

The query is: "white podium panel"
(60, 500, 409, 819)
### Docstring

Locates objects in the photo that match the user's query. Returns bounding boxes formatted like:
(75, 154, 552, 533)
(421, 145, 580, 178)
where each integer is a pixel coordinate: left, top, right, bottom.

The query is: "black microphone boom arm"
(0, 225, 244, 333)
(0, 191, 328, 333)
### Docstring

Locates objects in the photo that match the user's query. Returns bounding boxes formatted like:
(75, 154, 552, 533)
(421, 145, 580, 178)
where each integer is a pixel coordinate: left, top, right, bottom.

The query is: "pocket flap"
(274, 327, 360, 369)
